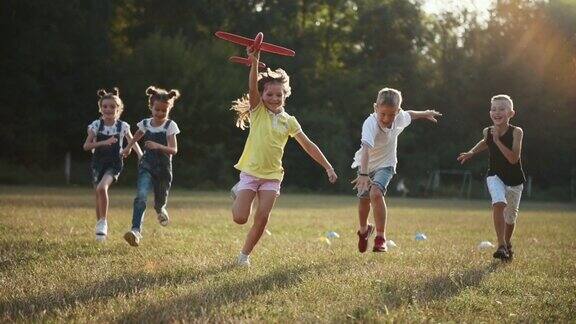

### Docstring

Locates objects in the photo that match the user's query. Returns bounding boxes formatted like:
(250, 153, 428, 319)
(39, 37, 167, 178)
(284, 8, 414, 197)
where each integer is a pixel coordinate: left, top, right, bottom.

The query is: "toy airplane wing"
(260, 42, 295, 57)
(228, 56, 266, 69)
(216, 31, 295, 57)
(215, 31, 254, 47)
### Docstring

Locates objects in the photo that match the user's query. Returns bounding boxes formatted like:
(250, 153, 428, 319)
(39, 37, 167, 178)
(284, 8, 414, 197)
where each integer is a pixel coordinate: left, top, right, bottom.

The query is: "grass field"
(0, 186, 575, 322)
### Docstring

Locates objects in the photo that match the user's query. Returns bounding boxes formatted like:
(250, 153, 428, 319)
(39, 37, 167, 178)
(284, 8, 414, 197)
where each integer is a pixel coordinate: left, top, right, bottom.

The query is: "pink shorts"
(237, 172, 282, 195)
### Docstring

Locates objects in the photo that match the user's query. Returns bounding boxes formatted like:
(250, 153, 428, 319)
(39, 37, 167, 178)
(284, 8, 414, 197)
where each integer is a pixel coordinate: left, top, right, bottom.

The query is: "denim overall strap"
(164, 119, 172, 130)
(97, 118, 105, 133)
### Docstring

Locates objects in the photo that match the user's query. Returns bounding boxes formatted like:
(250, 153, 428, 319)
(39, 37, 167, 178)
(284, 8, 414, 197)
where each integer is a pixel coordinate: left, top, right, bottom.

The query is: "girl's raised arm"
(248, 49, 261, 109)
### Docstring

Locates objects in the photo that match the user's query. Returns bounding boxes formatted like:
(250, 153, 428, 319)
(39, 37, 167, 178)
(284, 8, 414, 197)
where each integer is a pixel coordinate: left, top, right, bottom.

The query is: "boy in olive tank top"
(458, 95, 525, 261)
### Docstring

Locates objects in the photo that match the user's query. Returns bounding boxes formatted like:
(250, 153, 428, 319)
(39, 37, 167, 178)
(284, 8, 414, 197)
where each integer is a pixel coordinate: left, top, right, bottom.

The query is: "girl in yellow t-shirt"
(230, 48, 338, 266)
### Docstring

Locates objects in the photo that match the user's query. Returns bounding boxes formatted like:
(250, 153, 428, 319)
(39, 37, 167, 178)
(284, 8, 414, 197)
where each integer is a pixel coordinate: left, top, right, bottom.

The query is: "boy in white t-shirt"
(352, 88, 441, 252)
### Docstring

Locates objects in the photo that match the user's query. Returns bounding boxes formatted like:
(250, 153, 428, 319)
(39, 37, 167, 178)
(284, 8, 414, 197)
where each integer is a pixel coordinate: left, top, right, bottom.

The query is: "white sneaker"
(157, 209, 169, 226)
(95, 219, 108, 241)
(124, 230, 142, 247)
(236, 253, 250, 267)
(230, 183, 239, 200)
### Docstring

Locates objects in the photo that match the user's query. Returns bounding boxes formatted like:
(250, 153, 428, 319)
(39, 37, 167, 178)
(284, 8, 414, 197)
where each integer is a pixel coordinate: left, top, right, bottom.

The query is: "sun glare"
(423, 0, 494, 21)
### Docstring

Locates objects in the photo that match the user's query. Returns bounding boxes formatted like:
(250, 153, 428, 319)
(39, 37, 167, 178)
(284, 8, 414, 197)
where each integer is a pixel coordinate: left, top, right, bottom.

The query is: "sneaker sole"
(124, 232, 139, 247)
(157, 214, 169, 227)
(95, 234, 106, 242)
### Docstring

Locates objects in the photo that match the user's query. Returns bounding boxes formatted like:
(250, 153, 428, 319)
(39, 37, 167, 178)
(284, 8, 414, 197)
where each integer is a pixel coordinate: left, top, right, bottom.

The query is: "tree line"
(1, 0, 575, 199)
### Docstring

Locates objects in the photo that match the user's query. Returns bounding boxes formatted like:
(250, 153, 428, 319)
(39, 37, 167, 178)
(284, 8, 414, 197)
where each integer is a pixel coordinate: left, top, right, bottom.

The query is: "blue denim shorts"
(91, 161, 123, 186)
(357, 166, 395, 199)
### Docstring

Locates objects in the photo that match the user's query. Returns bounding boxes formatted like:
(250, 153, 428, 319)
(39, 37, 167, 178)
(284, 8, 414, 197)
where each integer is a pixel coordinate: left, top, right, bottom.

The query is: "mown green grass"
(0, 186, 575, 322)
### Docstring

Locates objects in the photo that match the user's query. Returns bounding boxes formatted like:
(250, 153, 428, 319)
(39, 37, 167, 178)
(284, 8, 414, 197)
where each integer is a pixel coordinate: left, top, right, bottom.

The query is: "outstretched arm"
(406, 110, 442, 123)
(248, 48, 261, 109)
(294, 132, 337, 183)
(492, 127, 523, 164)
(407, 109, 442, 123)
(457, 127, 489, 164)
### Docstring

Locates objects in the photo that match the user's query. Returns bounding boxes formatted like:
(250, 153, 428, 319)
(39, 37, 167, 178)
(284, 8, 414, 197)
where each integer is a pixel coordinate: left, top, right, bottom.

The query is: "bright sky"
(422, 0, 494, 21)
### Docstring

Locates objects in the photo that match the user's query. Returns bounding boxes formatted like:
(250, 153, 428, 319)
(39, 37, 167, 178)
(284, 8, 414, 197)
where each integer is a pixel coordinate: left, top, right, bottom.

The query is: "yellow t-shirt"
(234, 102, 302, 181)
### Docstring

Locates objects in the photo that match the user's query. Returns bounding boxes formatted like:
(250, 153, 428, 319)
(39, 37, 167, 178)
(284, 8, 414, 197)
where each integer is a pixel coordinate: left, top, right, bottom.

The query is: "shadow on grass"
(117, 261, 336, 322)
(414, 260, 503, 301)
(377, 261, 504, 310)
(0, 263, 237, 321)
(339, 260, 509, 321)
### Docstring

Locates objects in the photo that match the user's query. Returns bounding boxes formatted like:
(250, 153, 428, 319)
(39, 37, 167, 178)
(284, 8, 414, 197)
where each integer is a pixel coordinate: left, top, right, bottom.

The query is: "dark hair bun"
(97, 89, 108, 98)
(168, 89, 181, 100)
(146, 86, 158, 96)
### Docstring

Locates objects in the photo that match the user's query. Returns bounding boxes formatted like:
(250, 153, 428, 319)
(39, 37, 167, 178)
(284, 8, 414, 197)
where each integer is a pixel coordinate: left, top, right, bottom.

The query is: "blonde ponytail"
(231, 94, 251, 129)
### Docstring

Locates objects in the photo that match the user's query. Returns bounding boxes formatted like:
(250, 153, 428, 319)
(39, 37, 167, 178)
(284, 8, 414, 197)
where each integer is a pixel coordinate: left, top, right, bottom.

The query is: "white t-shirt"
(351, 110, 412, 172)
(88, 119, 131, 150)
(137, 118, 180, 136)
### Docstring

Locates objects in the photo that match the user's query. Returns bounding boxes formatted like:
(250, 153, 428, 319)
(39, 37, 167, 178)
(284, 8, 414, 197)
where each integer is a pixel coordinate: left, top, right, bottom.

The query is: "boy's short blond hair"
(376, 87, 402, 108)
(491, 94, 514, 111)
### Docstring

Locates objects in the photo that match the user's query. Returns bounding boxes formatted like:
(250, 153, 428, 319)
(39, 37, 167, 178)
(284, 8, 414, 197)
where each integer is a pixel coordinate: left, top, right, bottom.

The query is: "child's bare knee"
(232, 208, 249, 224)
(96, 184, 108, 194)
(493, 202, 506, 209)
(369, 187, 383, 200)
(233, 217, 247, 225)
(359, 198, 370, 207)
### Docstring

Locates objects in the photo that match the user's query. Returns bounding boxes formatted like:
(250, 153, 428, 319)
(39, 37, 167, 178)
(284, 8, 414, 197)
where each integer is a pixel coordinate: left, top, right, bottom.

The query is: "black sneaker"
(506, 243, 514, 259)
(493, 245, 509, 260)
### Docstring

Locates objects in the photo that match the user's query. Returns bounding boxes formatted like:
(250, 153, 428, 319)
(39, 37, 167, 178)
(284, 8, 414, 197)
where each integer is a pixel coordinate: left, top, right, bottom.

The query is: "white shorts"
(486, 175, 523, 224)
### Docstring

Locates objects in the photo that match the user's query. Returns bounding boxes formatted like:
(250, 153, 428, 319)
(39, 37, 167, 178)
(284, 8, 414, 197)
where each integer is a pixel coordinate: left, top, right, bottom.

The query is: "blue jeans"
(357, 166, 395, 199)
(131, 167, 171, 232)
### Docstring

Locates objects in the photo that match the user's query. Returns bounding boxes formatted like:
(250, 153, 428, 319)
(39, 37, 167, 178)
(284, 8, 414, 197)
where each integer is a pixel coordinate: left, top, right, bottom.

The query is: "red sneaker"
(373, 235, 388, 252)
(357, 224, 374, 253)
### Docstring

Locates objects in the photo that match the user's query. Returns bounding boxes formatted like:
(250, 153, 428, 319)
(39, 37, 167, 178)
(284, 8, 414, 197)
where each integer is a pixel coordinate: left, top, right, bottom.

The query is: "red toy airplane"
(215, 31, 295, 68)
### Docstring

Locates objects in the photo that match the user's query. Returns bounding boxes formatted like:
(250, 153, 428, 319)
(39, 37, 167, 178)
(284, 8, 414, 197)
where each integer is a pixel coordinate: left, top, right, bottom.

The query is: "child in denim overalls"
(83, 88, 142, 241)
(122, 86, 181, 246)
